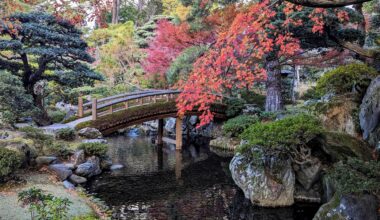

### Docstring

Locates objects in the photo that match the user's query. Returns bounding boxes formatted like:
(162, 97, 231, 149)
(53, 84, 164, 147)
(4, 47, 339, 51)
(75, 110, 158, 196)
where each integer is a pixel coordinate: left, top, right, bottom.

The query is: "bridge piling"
(157, 119, 164, 145)
(92, 98, 97, 120)
(175, 117, 183, 150)
(78, 97, 83, 118)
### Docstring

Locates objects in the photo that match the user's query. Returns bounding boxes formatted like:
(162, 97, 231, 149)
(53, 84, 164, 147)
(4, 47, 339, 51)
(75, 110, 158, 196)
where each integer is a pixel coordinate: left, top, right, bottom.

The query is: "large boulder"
(69, 174, 87, 184)
(48, 164, 72, 180)
(36, 156, 57, 166)
(230, 148, 295, 207)
(71, 150, 85, 167)
(209, 137, 240, 151)
(75, 156, 102, 177)
(360, 76, 380, 147)
(318, 96, 360, 137)
(78, 127, 103, 139)
(293, 156, 322, 190)
(308, 132, 372, 162)
(313, 193, 378, 220)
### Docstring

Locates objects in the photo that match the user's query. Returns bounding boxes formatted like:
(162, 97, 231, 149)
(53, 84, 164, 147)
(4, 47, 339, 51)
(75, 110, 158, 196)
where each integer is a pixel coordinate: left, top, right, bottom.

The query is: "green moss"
(316, 63, 379, 96)
(222, 115, 259, 137)
(239, 114, 323, 153)
(327, 158, 380, 195)
(0, 148, 22, 179)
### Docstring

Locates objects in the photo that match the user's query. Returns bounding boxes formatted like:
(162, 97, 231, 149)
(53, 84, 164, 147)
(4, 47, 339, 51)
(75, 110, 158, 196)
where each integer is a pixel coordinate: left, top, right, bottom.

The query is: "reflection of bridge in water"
(71, 89, 227, 149)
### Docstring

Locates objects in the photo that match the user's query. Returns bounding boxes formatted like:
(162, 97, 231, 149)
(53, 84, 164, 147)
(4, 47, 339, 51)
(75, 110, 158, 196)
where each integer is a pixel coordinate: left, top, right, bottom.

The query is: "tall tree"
(0, 13, 103, 124)
(112, 0, 121, 24)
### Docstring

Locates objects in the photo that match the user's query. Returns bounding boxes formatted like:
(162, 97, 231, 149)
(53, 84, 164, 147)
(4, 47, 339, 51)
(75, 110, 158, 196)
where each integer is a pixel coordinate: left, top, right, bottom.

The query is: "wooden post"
(175, 150, 182, 180)
(125, 101, 129, 109)
(166, 94, 169, 102)
(78, 97, 83, 118)
(109, 105, 113, 114)
(176, 117, 183, 150)
(153, 95, 157, 103)
(92, 98, 97, 120)
(139, 98, 143, 105)
(157, 119, 164, 145)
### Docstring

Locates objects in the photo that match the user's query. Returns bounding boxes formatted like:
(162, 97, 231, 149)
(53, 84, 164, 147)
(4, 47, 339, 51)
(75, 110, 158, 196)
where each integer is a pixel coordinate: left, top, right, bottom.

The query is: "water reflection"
(85, 133, 319, 220)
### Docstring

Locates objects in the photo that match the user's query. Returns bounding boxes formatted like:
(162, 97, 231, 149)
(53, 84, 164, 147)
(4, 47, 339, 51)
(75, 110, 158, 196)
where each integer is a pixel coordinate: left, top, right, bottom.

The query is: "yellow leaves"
(162, 0, 190, 21)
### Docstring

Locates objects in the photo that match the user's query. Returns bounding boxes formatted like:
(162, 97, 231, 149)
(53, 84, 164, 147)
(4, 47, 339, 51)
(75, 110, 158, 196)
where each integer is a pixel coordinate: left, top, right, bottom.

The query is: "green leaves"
(0, 148, 22, 179)
(240, 114, 322, 152)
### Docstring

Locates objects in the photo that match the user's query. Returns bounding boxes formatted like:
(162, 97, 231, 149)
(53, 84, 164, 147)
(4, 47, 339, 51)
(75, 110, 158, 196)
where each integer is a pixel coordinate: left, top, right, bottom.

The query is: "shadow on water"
(85, 131, 320, 220)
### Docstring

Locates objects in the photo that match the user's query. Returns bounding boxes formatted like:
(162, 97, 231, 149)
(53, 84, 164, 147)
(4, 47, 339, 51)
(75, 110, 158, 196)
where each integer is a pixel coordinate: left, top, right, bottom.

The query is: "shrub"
(55, 128, 76, 141)
(78, 143, 108, 157)
(44, 142, 72, 159)
(19, 126, 54, 151)
(18, 187, 72, 220)
(301, 87, 322, 100)
(240, 90, 266, 107)
(240, 114, 323, 152)
(223, 115, 259, 137)
(316, 63, 378, 96)
(0, 148, 22, 179)
(225, 98, 246, 118)
(48, 109, 66, 123)
(328, 158, 380, 195)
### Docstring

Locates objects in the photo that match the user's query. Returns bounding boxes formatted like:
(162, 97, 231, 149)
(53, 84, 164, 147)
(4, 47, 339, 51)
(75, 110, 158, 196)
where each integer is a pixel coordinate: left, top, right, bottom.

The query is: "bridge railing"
(77, 90, 225, 121)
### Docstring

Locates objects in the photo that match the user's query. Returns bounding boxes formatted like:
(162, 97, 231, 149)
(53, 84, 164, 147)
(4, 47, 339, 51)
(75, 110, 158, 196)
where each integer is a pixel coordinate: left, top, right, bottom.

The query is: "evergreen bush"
(55, 128, 76, 141)
(78, 143, 108, 157)
(316, 63, 378, 96)
(0, 148, 22, 179)
(222, 115, 259, 137)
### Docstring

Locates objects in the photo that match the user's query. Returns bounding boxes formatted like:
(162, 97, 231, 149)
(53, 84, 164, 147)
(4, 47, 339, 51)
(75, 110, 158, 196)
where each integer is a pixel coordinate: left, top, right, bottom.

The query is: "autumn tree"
(0, 13, 102, 125)
(177, 1, 365, 126)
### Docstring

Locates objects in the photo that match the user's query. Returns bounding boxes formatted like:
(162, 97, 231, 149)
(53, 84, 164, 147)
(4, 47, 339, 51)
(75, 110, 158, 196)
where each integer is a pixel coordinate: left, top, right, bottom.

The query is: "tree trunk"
(112, 0, 120, 24)
(265, 60, 283, 112)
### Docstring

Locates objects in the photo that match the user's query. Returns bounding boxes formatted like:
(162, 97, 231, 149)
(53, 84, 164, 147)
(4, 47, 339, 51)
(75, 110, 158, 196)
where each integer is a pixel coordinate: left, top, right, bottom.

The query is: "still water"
(85, 129, 319, 220)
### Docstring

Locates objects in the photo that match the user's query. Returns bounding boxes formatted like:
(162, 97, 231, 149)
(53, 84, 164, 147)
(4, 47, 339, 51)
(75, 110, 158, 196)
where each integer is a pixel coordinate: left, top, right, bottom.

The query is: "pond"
(85, 129, 320, 220)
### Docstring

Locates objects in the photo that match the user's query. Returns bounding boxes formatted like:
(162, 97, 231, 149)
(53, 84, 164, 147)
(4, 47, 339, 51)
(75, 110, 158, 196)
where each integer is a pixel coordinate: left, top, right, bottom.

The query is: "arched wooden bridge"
(72, 89, 227, 149)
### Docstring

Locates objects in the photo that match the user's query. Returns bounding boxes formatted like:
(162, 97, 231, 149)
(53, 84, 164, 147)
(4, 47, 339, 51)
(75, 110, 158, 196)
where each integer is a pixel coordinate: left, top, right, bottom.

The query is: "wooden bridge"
(73, 89, 227, 150)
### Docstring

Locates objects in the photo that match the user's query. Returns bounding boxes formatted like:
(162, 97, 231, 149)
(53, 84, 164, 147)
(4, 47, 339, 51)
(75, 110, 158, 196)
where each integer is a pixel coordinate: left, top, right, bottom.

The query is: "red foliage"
(143, 20, 214, 77)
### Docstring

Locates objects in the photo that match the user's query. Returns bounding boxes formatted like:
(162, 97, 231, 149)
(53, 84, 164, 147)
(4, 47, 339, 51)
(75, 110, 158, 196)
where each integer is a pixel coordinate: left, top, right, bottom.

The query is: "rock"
(2, 140, 37, 166)
(63, 180, 75, 190)
(48, 164, 72, 180)
(209, 137, 240, 151)
(0, 131, 9, 140)
(64, 163, 75, 170)
(294, 183, 321, 203)
(242, 104, 261, 115)
(100, 158, 113, 170)
(319, 96, 360, 137)
(82, 139, 107, 144)
(308, 132, 372, 162)
(165, 118, 176, 134)
(230, 148, 295, 207)
(78, 127, 103, 139)
(360, 76, 380, 146)
(69, 174, 87, 184)
(110, 164, 124, 170)
(75, 156, 102, 177)
(71, 150, 85, 167)
(36, 156, 57, 166)
(293, 156, 322, 190)
(188, 116, 198, 126)
(313, 194, 378, 220)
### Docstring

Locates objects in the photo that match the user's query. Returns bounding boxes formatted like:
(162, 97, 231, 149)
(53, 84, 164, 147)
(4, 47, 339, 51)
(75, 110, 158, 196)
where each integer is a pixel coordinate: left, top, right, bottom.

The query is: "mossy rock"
(309, 132, 372, 162)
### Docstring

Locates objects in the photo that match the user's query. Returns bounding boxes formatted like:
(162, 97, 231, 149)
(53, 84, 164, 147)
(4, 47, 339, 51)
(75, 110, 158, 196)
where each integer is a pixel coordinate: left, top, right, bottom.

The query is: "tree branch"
(285, 0, 372, 8)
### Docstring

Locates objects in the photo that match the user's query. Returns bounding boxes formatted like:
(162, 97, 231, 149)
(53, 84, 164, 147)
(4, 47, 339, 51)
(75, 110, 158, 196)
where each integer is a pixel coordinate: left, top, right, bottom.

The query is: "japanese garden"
(0, 0, 379, 219)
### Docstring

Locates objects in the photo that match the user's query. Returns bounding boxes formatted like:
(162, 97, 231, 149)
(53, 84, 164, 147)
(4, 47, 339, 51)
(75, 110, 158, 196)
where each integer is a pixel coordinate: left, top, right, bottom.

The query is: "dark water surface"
(85, 130, 319, 220)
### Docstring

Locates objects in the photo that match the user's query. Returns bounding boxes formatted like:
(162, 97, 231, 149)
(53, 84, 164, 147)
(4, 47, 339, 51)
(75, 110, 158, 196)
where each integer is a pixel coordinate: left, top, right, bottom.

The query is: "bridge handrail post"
(92, 98, 97, 120)
(125, 101, 129, 109)
(166, 94, 169, 102)
(78, 96, 84, 118)
(153, 95, 157, 103)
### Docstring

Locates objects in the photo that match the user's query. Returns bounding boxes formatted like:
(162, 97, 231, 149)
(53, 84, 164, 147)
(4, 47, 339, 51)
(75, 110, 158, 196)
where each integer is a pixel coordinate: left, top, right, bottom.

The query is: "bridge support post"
(125, 101, 129, 109)
(157, 119, 164, 145)
(78, 97, 83, 118)
(92, 98, 97, 120)
(175, 116, 183, 150)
